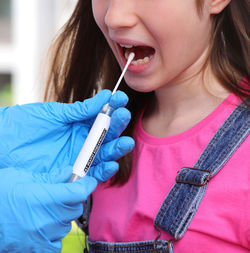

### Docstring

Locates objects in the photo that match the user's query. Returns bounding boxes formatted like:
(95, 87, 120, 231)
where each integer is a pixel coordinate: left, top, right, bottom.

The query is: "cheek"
(148, 6, 210, 64)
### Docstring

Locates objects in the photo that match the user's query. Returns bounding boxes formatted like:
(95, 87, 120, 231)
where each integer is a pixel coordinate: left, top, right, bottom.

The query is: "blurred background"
(0, 0, 77, 106)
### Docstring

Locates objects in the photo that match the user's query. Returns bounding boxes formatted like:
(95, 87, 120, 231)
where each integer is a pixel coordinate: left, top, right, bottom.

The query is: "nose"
(105, 0, 137, 30)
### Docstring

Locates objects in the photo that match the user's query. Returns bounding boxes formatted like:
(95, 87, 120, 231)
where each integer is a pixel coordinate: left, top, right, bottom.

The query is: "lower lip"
(118, 46, 155, 74)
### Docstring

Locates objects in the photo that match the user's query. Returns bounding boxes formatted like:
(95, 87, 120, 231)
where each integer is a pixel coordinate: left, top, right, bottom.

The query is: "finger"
(105, 107, 131, 142)
(52, 202, 84, 227)
(45, 222, 72, 244)
(94, 136, 135, 165)
(46, 90, 112, 124)
(88, 161, 119, 182)
(109, 90, 129, 109)
(50, 241, 62, 252)
(46, 176, 97, 205)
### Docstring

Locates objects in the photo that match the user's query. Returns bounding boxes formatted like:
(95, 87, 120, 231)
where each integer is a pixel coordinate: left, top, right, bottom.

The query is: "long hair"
(45, 0, 250, 185)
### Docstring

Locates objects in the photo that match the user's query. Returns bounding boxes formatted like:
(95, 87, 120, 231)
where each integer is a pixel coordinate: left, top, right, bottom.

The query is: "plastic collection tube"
(69, 52, 135, 182)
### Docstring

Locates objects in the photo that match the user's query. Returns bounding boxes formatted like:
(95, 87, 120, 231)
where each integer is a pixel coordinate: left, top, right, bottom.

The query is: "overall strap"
(154, 101, 250, 240)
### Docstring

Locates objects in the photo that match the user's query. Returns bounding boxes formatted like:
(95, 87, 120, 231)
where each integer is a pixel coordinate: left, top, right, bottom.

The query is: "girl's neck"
(142, 69, 230, 137)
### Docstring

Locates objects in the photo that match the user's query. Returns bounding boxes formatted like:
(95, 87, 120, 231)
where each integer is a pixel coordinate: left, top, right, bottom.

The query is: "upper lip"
(111, 37, 153, 48)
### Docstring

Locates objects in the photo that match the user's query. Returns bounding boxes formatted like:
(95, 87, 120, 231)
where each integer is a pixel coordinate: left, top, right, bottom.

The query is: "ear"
(210, 0, 231, 14)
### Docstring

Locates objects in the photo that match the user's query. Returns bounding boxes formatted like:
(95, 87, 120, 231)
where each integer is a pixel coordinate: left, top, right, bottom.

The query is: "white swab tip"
(128, 52, 135, 62)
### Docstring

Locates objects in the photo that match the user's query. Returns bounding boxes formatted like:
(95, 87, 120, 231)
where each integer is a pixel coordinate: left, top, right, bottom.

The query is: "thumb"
(48, 166, 73, 183)
(46, 90, 112, 124)
(33, 166, 73, 184)
(44, 176, 98, 205)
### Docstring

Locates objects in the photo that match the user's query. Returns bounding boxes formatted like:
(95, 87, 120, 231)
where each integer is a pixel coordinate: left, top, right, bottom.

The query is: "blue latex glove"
(0, 90, 134, 178)
(0, 166, 104, 253)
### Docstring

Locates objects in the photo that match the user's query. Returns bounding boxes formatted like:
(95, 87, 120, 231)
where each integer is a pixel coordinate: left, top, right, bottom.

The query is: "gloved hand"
(0, 165, 107, 253)
(0, 90, 134, 176)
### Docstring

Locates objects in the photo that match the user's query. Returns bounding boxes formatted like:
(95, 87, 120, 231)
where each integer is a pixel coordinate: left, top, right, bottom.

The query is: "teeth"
(119, 44, 133, 48)
(125, 50, 152, 65)
(131, 56, 152, 65)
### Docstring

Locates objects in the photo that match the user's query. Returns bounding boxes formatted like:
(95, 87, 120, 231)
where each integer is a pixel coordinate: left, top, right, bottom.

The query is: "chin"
(124, 74, 165, 93)
(125, 81, 154, 93)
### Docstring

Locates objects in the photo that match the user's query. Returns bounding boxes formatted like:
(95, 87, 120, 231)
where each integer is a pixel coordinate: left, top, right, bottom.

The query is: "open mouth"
(119, 44, 155, 66)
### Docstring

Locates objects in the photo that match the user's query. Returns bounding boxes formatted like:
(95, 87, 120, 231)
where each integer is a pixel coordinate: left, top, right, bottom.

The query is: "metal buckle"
(176, 167, 212, 187)
(153, 224, 180, 253)
(165, 238, 179, 253)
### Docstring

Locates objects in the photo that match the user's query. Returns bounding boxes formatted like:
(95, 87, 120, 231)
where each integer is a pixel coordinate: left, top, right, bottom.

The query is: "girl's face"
(92, 0, 212, 92)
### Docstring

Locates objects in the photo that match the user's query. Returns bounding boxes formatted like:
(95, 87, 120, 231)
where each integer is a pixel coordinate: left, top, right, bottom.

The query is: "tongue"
(127, 46, 155, 60)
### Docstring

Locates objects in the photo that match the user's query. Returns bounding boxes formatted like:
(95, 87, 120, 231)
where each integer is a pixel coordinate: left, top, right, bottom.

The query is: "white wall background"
(0, 0, 77, 104)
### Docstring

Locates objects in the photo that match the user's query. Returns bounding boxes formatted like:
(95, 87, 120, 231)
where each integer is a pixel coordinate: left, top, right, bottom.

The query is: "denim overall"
(81, 101, 250, 253)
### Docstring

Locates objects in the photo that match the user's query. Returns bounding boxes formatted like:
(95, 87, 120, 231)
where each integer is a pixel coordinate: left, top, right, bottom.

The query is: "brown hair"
(45, 0, 250, 185)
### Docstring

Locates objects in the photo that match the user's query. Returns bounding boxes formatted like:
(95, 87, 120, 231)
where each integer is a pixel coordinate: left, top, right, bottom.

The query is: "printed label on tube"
(73, 113, 111, 178)
(83, 129, 107, 174)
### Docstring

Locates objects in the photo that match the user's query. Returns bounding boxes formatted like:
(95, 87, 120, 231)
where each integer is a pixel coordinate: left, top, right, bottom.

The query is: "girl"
(45, 0, 250, 252)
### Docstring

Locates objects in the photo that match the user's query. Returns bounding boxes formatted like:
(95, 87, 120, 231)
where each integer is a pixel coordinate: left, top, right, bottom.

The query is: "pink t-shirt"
(89, 93, 250, 252)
